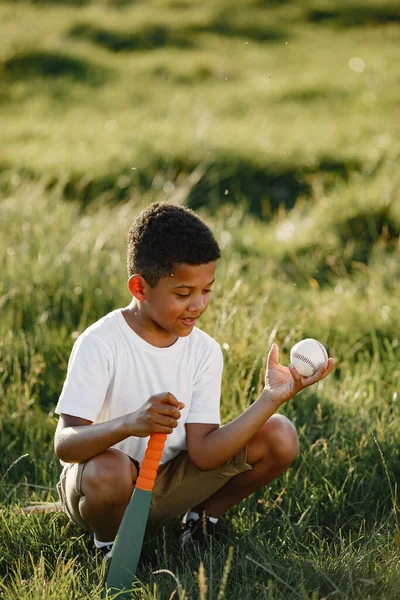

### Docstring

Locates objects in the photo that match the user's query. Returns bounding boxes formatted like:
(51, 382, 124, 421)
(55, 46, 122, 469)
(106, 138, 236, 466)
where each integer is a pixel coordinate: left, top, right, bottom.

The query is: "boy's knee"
(81, 448, 136, 506)
(262, 414, 299, 466)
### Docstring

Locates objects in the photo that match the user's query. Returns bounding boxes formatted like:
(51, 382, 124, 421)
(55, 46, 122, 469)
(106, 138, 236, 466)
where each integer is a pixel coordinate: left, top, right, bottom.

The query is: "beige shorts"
(56, 447, 251, 531)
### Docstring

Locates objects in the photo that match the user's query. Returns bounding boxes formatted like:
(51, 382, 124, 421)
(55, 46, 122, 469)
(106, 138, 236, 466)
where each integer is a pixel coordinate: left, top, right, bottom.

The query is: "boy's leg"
(192, 414, 299, 518)
(78, 448, 138, 542)
(70, 414, 298, 540)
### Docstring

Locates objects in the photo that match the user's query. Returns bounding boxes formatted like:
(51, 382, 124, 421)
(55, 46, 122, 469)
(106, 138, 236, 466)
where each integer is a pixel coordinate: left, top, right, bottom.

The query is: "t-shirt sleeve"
(186, 340, 223, 425)
(55, 332, 112, 422)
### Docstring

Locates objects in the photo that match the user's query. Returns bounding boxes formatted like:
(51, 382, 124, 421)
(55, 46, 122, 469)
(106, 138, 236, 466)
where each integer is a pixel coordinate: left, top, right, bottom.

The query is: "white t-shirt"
(55, 309, 223, 465)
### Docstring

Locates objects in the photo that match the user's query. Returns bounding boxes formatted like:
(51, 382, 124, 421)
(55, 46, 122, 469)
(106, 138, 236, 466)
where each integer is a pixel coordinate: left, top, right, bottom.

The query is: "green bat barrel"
(103, 434, 167, 598)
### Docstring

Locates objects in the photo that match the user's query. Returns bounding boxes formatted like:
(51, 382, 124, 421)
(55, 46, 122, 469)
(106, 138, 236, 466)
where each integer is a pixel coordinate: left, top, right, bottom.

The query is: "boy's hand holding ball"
(264, 340, 334, 407)
(290, 338, 329, 377)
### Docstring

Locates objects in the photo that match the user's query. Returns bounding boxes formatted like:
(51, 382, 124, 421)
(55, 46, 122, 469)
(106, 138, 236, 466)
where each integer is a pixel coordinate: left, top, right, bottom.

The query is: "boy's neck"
(121, 305, 179, 348)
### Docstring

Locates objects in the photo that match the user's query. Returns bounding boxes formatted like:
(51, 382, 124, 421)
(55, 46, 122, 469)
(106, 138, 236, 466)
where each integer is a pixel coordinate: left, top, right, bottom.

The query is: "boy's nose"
(188, 295, 205, 313)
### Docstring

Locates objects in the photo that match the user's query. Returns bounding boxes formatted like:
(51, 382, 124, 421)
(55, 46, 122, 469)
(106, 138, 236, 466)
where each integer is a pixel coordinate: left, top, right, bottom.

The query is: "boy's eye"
(175, 289, 212, 298)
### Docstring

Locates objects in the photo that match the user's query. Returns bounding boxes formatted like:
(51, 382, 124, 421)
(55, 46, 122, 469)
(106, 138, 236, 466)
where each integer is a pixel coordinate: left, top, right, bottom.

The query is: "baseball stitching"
(316, 341, 328, 361)
(291, 352, 317, 373)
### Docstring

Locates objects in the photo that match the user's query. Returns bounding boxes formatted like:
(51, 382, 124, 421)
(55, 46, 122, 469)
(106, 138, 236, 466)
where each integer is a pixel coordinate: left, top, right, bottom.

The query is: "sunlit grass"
(1, 0, 400, 207)
(1, 0, 400, 597)
(1, 173, 399, 597)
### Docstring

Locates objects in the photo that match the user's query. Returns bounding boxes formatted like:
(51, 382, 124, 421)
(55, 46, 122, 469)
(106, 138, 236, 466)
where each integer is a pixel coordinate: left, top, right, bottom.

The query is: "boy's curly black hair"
(127, 202, 221, 286)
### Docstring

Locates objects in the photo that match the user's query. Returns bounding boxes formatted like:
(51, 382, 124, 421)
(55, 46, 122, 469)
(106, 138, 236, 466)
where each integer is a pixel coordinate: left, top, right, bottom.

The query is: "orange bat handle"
(135, 433, 167, 492)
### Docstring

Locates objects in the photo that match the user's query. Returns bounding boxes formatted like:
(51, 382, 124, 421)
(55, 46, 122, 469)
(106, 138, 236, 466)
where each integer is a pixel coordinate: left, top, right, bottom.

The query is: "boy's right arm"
(54, 392, 184, 464)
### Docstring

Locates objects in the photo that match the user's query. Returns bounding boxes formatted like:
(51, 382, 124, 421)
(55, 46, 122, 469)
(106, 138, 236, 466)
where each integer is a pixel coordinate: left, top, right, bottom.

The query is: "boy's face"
(141, 261, 216, 341)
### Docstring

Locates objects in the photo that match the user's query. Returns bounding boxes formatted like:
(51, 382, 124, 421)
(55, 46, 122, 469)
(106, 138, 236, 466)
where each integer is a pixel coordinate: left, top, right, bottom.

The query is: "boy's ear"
(128, 274, 146, 300)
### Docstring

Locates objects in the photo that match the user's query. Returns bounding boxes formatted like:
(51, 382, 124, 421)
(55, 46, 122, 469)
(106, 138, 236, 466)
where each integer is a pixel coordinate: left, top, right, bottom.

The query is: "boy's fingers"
(320, 358, 335, 379)
(166, 393, 185, 410)
(154, 414, 179, 429)
(155, 392, 180, 407)
(267, 343, 279, 368)
(165, 392, 179, 405)
(300, 364, 325, 386)
(303, 359, 334, 386)
(148, 395, 184, 426)
(155, 402, 181, 418)
(164, 393, 185, 411)
(288, 363, 302, 382)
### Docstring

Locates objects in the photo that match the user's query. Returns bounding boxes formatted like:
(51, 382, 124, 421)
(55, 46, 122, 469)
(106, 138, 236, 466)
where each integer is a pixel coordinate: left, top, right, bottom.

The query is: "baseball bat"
(103, 433, 167, 598)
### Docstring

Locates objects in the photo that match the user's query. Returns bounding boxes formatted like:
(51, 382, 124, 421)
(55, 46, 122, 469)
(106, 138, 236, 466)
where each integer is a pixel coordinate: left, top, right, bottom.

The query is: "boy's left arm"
(186, 343, 334, 471)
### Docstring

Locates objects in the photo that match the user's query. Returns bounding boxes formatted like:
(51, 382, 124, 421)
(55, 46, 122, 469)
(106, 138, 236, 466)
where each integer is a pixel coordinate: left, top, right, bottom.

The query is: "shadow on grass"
(0, 150, 361, 221)
(68, 22, 195, 52)
(187, 155, 360, 216)
(10, 0, 90, 4)
(256, 0, 292, 5)
(307, 4, 400, 27)
(278, 87, 350, 104)
(150, 63, 223, 84)
(190, 23, 285, 43)
(279, 195, 399, 286)
(68, 8, 286, 54)
(3, 50, 108, 86)
(335, 205, 399, 263)
(189, 10, 286, 43)
(57, 155, 358, 217)
(189, 160, 310, 214)
(0, 153, 357, 219)
(107, 0, 145, 6)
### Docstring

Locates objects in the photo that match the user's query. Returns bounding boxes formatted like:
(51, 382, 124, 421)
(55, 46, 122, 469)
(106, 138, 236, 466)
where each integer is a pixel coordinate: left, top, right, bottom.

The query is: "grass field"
(1, 0, 400, 598)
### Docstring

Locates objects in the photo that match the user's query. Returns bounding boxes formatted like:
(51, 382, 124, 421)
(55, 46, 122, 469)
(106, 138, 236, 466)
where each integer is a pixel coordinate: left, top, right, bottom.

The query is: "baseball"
(290, 338, 328, 377)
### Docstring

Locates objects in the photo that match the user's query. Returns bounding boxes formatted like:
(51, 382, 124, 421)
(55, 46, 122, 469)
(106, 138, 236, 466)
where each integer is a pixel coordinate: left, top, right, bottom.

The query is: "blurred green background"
(1, 0, 399, 598)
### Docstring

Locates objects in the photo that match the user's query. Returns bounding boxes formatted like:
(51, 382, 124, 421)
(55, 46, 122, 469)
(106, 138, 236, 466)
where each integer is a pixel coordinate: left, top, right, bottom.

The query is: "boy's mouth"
(180, 317, 198, 327)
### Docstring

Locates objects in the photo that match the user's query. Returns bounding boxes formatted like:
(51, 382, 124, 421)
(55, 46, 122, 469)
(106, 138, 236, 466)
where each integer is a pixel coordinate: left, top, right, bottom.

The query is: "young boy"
(54, 202, 333, 559)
